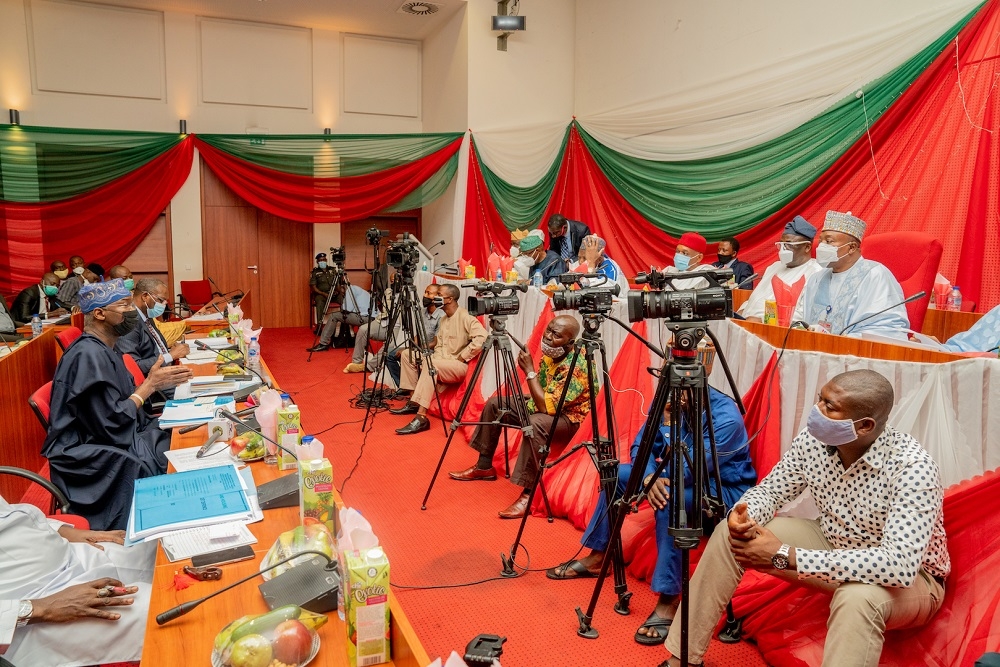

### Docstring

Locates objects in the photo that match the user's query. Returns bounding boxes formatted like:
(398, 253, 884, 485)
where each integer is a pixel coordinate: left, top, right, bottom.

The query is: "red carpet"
(261, 328, 767, 667)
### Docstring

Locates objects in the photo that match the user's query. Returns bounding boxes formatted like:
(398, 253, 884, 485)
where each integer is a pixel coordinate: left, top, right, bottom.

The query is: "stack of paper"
(187, 312, 226, 321)
(160, 522, 257, 562)
(159, 395, 236, 429)
(126, 464, 254, 543)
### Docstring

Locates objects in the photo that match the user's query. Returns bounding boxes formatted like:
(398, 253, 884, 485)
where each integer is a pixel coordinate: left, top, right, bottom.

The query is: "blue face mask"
(806, 404, 868, 447)
(318, 262, 328, 269)
(123, 278, 135, 291)
(147, 299, 166, 319)
(674, 253, 692, 271)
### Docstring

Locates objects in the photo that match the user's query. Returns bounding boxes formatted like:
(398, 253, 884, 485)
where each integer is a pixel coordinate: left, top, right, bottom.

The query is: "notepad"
(158, 395, 235, 429)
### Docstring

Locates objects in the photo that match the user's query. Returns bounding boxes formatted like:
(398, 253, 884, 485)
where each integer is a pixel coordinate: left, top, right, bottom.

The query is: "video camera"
(366, 227, 389, 246)
(386, 235, 422, 270)
(328, 246, 346, 266)
(465, 281, 527, 317)
(551, 272, 620, 314)
(627, 268, 733, 323)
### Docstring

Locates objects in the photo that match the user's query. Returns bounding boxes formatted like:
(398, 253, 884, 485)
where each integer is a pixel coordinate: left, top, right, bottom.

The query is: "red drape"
(461, 139, 521, 276)
(741, 351, 783, 481)
(195, 136, 462, 224)
(0, 138, 193, 295)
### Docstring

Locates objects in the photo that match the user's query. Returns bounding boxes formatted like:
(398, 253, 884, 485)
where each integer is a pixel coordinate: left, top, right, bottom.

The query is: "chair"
(861, 231, 943, 332)
(0, 465, 87, 526)
(176, 279, 219, 316)
(28, 381, 52, 430)
(121, 354, 166, 415)
(55, 325, 83, 351)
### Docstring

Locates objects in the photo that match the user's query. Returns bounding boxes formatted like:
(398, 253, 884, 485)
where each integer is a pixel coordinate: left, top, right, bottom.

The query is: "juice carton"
(763, 299, 777, 325)
(345, 547, 390, 667)
(300, 457, 337, 538)
(276, 404, 301, 471)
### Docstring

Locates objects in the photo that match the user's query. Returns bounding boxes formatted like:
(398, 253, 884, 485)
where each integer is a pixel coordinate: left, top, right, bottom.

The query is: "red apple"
(229, 436, 249, 457)
(272, 619, 312, 665)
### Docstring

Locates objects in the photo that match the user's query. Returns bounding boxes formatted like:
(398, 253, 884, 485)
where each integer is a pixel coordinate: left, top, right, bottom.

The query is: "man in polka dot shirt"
(664, 369, 950, 666)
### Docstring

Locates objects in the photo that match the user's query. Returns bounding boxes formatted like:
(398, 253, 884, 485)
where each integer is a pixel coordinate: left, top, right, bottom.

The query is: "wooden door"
(201, 166, 260, 321)
(342, 215, 420, 290)
(256, 211, 312, 327)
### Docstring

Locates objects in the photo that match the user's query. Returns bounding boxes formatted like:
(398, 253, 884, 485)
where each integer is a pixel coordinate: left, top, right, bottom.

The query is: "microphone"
(735, 273, 759, 289)
(218, 409, 297, 462)
(838, 291, 926, 335)
(156, 550, 335, 624)
(427, 240, 445, 251)
(195, 340, 239, 352)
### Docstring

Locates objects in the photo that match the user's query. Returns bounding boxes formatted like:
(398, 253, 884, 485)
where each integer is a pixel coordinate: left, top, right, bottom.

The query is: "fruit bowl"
(212, 632, 318, 667)
(212, 606, 325, 667)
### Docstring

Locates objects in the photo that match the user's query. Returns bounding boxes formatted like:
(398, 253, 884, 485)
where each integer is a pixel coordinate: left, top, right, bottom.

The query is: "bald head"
(827, 369, 894, 427)
(552, 314, 580, 339)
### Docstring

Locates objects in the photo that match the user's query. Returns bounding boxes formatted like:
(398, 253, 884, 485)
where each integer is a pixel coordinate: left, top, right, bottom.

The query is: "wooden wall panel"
(256, 211, 312, 328)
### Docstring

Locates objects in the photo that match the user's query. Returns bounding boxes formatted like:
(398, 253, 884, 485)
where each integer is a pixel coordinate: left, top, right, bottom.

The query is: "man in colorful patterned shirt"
(448, 315, 592, 519)
(663, 369, 949, 666)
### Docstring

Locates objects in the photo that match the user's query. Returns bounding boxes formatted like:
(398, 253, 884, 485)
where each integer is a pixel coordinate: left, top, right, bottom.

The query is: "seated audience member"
(307, 282, 377, 353)
(548, 386, 755, 646)
(41, 279, 193, 530)
(738, 216, 822, 322)
(392, 284, 487, 435)
(665, 232, 712, 290)
(0, 495, 155, 667)
(509, 228, 530, 257)
(448, 316, 592, 519)
(57, 256, 88, 305)
(574, 235, 630, 293)
(712, 237, 755, 288)
(11, 272, 69, 325)
(663, 370, 949, 666)
(513, 233, 566, 284)
(107, 265, 134, 291)
(796, 211, 909, 339)
(548, 213, 592, 262)
(344, 285, 397, 374)
(51, 260, 69, 283)
(86, 262, 105, 281)
(309, 252, 337, 325)
(941, 302, 1000, 352)
(114, 278, 190, 398)
(379, 284, 445, 387)
(0, 293, 16, 336)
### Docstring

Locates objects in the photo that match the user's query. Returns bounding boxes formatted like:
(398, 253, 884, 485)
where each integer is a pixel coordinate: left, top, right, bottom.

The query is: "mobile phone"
(191, 545, 255, 567)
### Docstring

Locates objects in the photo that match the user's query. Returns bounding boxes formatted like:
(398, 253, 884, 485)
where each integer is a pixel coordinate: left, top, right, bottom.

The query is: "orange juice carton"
(345, 547, 390, 666)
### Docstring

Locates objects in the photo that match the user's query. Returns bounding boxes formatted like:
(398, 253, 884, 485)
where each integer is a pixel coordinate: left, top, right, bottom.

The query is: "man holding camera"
(392, 284, 487, 435)
(448, 315, 591, 519)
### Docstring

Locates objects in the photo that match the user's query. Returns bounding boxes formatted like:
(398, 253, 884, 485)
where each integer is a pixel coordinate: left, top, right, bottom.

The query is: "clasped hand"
(642, 475, 670, 511)
(727, 502, 783, 569)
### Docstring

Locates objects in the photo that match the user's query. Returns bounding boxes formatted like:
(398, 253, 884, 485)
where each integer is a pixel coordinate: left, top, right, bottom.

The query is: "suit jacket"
(10, 286, 69, 325)
(549, 219, 592, 258)
(713, 258, 755, 288)
(114, 313, 171, 375)
(0, 293, 15, 333)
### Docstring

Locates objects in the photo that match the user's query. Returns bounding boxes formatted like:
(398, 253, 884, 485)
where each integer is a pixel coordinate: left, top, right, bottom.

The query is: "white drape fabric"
(470, 121, 568, 187)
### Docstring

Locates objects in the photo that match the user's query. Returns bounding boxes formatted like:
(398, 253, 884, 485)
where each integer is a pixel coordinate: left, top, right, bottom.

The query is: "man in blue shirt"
(307, 283, 377, 352)
(576, 234, 629, 294)
(546, 387, 756, 646)
(941, 302, 1000, 353)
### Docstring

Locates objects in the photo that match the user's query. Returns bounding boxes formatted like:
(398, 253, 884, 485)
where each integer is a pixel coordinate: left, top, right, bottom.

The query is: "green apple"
(229, 634, 272, 667)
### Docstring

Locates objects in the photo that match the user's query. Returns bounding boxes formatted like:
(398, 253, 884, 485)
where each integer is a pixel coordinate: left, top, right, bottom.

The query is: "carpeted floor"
(262, 328, 768, 667)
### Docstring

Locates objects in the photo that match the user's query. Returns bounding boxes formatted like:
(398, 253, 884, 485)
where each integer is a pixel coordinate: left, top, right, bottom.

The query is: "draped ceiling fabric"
(465, 0, 1000, 310)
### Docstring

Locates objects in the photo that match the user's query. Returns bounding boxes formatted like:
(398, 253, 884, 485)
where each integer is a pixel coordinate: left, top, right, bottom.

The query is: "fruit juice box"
(763, 299, 777, 325)
(300, 457, 337, 538)
(276, 405, 301, 471)
(345, 547, 390, 667)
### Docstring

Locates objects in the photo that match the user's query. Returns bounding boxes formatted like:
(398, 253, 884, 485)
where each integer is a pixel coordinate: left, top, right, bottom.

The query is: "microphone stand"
(217, 410, 299, 463)
(156, 550, 335, 624)
(838, 291, 926, 335)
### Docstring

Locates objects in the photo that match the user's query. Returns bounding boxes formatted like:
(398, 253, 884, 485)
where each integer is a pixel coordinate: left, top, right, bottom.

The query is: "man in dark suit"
(547, 213, 592, 263)
(114, 278, 190, 397)
(11, 272, 70, 325)
(713, 236, 755, 288)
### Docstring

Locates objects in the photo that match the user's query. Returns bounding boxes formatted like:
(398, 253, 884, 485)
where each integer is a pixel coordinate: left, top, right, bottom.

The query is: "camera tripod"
(574, 322, 727, 667)
(306, 262, 356, 363)
(421, 312, 550, 511)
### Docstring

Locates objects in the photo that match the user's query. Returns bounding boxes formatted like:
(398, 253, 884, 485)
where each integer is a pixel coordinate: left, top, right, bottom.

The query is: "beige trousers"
(664, 516, 945, 666)
(399, 351, 468, 409)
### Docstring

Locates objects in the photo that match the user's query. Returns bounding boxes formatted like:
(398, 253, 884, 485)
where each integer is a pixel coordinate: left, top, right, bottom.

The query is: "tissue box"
(277, 405, 301, 471)
(345, 547, 390, 667)
(300, 457, 337, 537)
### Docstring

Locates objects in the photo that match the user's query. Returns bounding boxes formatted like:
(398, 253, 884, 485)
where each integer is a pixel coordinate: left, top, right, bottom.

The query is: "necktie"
(559, 234, 574, 262)
(146, 319, 169, 355)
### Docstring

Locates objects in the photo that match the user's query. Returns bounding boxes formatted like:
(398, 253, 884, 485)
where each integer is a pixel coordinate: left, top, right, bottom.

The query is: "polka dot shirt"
(739, 426, 951, 587)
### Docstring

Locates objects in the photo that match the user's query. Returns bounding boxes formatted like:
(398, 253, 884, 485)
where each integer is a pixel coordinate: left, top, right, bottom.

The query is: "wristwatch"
(525, 371, 537, 380)
(16, 599, 32, 627)
(771, 544, 792, 570)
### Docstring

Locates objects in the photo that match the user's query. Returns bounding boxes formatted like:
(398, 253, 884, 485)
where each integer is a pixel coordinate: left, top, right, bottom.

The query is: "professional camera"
(551, 273, 620, 315)
(328, 246, 347, 266)
(627, 268, 733, 323)
(465, 281, 526, 317)
(386, 237, 421, 269)
(366, 227, 389, 246)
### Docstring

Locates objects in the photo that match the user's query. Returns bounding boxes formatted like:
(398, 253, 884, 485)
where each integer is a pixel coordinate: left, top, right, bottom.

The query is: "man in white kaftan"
(0, 496, 155, 667)
(941, 303, 1000, 352)
(739, 216, 823, 321)
(795, 211, 909, 340)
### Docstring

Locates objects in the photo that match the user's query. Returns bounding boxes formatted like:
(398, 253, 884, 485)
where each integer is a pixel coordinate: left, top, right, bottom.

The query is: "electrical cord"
(337, 421, 372, 495)
(741, 320, 799, 451)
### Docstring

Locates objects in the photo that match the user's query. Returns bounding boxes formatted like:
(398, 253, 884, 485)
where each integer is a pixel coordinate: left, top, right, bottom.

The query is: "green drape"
(0, 126, 182, 203)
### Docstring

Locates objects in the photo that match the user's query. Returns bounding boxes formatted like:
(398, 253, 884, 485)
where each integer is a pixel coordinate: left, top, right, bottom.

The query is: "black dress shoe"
(389, 402, 419, 415)
(395, 416, 429, 435)
(307, 343, 331, 352)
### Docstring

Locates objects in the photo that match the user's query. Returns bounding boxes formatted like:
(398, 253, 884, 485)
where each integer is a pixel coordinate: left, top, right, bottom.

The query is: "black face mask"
(110, 309, 140, 336)
(422, 296, 433, 308)
(717, 253, 733, 264)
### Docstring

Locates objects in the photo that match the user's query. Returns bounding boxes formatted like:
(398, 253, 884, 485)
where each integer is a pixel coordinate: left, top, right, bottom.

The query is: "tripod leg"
(538, 477, 554, 523)
(717, 602, 743, 643)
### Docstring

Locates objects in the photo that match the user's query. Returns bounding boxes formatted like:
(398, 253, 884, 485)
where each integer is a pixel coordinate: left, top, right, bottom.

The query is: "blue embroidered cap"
(79, 278, 132, 313)
(784, 215, 817, 240)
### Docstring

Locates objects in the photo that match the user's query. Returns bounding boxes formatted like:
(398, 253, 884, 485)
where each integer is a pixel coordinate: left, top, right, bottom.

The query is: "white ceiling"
(95, 0, 467, 40)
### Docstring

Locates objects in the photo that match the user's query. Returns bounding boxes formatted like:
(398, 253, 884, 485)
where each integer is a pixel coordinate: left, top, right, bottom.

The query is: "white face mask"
(510, 245, 520, 258)
(73, 266, 85, 275)
(815, 241, 845, 268)
(778, 248, 795, 267)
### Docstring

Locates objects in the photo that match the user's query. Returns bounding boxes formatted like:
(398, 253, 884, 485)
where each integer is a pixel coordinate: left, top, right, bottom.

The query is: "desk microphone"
(838, 291, 926, 335)
(177, 405, 257, 435)
(155, 550, 335, 625)
(427, 240, 445, 252)
(735, 273, 759, 289)
(195, 340, 239, 351)
(217, 410, 298, 462)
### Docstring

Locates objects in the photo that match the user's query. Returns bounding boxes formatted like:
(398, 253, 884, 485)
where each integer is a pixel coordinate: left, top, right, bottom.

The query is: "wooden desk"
(141, 362, 430, 667)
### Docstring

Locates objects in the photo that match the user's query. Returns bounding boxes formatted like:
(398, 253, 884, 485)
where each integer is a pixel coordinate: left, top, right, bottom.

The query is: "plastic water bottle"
(247, 337, 261, 371)
(946, 286, 962, 312)
(421, 261, 429, 273)
(532, 272, 543, 289)
(495, 268, 503, 282)
(30, 314, 42, 338)
(280, 392, 291, 408)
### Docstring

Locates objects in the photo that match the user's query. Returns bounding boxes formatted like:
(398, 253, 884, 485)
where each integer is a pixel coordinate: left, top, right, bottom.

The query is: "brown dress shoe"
(498, 494, 531, 519)
(448, 466, 498, 482)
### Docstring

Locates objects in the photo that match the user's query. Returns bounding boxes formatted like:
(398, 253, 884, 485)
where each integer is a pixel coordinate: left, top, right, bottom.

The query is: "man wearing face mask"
(57, 256, 89, 305)
(794, 211, 909, 339)
(107, 265, 134, 292)
(11, 272, 70, 326)
(447, 315, 592, 519)
(376, 283, 445, 388)
(712, 237, 755, 288)
(51, 260, 70, 284)
(309, 252, 338, 327)
(513, 232, 566, 284)
(738, 216, 823, 322)
(42, 279, 194, 531)
(662, 369, 948, 666)
(114, 279, 190, 398)
(664, 232, 712, 290)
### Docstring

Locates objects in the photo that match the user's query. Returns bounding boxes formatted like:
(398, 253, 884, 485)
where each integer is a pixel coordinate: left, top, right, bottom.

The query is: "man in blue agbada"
(546, 385, 756, 646)
(42, 279, 193, 531)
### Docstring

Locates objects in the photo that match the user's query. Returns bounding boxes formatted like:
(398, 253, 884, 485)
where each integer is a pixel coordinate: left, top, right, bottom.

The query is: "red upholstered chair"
(121, 354, 166, 416)
(1, 465, 88, 527)
(177, 279, 218, 315)
(861, 231, 943, 332)
(28, 381, 53, 430)
(55, 325, 83, 351)
(121, 354, 145, 387)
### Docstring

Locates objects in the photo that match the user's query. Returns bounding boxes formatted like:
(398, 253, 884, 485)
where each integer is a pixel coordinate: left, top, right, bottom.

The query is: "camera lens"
(468, 295, 520, 317)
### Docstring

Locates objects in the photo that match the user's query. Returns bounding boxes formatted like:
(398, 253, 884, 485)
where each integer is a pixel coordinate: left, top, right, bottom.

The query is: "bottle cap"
(302, 435, 314, 443)
(280, 393, 290, 399)
(250, 336, 257, 341)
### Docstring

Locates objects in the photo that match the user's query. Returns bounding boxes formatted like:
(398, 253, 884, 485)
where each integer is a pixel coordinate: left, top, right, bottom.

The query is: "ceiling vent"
(398, 2, 440, 16)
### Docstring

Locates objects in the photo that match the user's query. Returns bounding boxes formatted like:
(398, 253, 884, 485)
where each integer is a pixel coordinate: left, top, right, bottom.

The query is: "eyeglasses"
(775, 241, 811, 251)
(145, 293, 169, 305)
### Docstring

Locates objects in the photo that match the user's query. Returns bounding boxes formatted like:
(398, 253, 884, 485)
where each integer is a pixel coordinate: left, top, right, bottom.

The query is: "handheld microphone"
(838, 291, 926, 335)
(736, 273, 759, 289)
(195, 420, 235, 458)
(155, 550, 335, 624)
(218, 409, 297, 462)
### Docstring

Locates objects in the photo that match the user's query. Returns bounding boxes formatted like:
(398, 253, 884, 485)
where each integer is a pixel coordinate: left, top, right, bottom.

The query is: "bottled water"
(946, 286, 962, 312)
(532, 272, 543, 289)
(247, 336, 261, 371)
(30, 315, 43, 338)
